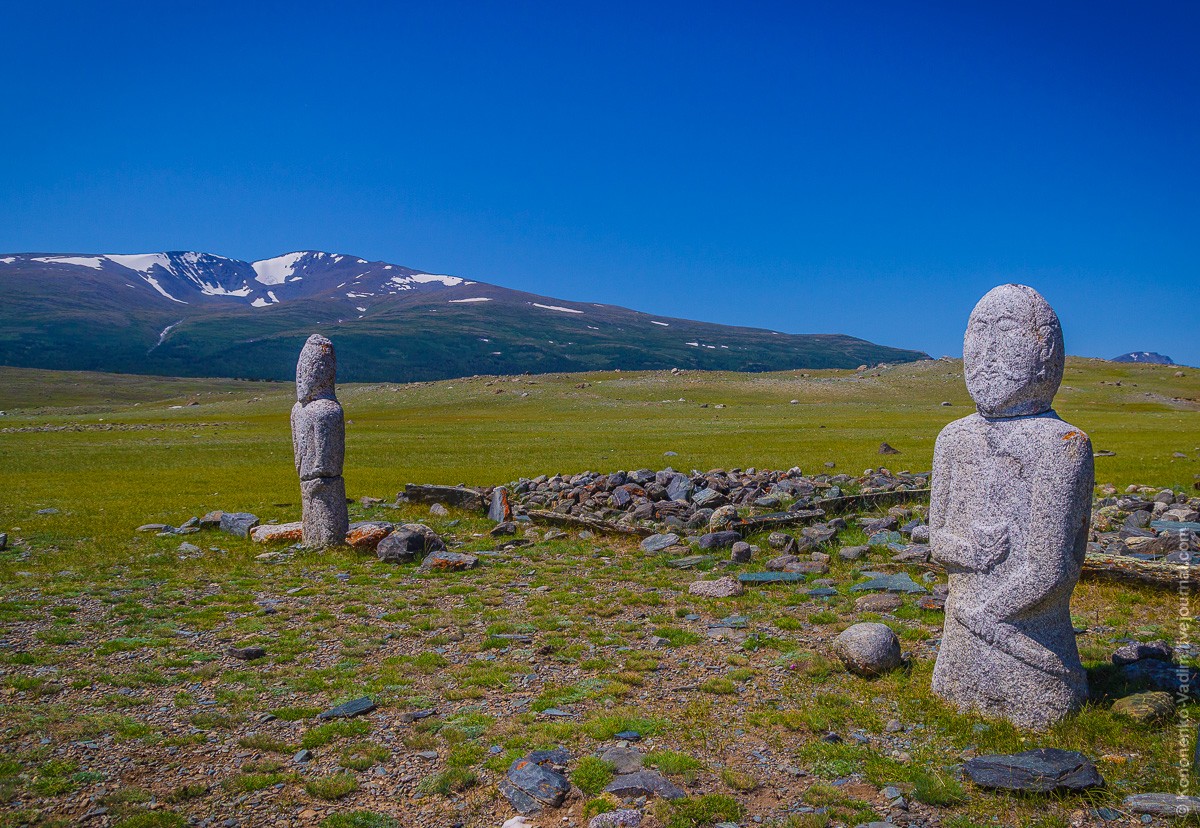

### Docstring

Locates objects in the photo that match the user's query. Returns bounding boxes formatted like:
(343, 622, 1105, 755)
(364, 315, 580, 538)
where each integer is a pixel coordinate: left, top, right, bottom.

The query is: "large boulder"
(833, 622, 902, 677)
(419, 550, 479, 571)
(345, 521, 393, 550)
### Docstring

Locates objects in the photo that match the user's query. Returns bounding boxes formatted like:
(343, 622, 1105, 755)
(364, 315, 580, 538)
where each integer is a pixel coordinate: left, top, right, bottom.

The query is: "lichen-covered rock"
(688, 576, 744, 598)
(854, 593, 904, 613)
(250, 522, 303, 544)
(345, 521, 393, 550)
(488, 486, 513, 522)
(833, 622, 902, 677)
(420, 550, 479, 571)
(589, 810, 642, 828)
(708, 504, 740, 531)
(1111, 691, 1175, 723)
(930, 285, 1091, 730)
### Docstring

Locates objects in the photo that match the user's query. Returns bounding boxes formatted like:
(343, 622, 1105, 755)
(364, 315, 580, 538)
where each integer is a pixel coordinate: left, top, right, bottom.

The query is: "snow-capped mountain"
(0, 249, 930, 383)
(1, 250, 469, 308)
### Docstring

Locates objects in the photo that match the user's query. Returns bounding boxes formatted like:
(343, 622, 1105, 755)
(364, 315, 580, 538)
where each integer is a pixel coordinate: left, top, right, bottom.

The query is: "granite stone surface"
(291, 335, 349, 547)
(930, 285, 1092, 729)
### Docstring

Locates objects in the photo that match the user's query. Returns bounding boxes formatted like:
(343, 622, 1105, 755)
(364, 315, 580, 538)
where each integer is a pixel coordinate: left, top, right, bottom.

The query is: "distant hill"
(0, 251, 929, 382)
(1112, 352, 1175, 365)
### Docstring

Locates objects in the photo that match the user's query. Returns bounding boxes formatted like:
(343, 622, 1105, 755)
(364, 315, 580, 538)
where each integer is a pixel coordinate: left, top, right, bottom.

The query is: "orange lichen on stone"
(345, 524, 392, 549)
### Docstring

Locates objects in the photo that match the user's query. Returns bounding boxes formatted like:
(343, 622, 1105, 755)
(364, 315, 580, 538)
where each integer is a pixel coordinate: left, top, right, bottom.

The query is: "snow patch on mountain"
(533, 303, 583, 314)
(0, 257, 16, 264)
(252, 252, 306, 285)
(105, 253, 171, 273)
(449, 297, 492, 303)
(33, 256, 106, 270)
(651, 321, 669, 327)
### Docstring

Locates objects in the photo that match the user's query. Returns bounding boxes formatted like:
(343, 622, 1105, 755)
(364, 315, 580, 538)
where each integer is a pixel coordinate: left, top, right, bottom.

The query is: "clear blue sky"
(2, 1, 1196, 365)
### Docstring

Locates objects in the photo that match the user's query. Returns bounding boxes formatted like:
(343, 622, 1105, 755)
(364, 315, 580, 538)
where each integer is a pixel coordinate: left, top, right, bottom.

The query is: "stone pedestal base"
(301, 476, 349, 547)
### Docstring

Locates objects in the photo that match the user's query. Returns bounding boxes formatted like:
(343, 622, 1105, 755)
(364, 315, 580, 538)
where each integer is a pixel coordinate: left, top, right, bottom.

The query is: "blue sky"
(2, 1, 1196, 365)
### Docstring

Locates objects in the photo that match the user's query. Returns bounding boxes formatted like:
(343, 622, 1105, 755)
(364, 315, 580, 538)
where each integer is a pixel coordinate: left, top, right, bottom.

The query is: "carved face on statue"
(296, 334, 337, 403)
(963, 284, 1064, 418)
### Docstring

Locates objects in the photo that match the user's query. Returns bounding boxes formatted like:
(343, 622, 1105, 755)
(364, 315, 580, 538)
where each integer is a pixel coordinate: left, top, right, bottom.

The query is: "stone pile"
(501, 465, 928, 533)
(1089, 486, 1199, 562)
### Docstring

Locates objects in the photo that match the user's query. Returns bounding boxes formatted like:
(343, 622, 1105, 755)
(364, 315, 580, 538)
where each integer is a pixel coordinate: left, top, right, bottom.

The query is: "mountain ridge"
(0, 249, 931, 382)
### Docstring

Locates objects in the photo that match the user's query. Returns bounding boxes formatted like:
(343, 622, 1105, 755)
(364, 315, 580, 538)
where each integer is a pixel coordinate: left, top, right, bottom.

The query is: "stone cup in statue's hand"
(969, 523, 1010, 571)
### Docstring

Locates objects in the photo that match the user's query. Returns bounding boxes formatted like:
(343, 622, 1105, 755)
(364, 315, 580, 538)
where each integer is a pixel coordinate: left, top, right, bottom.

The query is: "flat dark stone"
(1151, 520, 1200, 532)
(699, 530, 743, 550)
(615, 730, 641, 742)
(1124, 793, 1200, 816)
(964, 748, 1103, 792)
(501, 757, 571, 814)
(806, 587, 838, 597)
(398, 708, 436, 723)
(1122, 659, 1200, 697)
(404, 483, 483, 510)
(228, 646, 266, 661)
(604, 769, 685, 800)
(667, 554, 713, 569)
(317, 696, 376, 720)
(850, 573, 927, 594)
(738, 572, 807, 583)
(220, 512, 259, 538)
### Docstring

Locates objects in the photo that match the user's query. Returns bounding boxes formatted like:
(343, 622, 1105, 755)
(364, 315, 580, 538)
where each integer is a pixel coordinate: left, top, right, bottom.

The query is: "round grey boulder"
(833, 622, 903, 677)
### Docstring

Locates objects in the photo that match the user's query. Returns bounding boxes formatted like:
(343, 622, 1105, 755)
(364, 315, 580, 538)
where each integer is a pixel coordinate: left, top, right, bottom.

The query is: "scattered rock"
(404, 483, 483, 510)
(963, 749, 1103, 792)
(219, 512, 259, 538)
(345, 521, 393, 549)
(317, 697, 376, 720)
(839, 545, 868, 561)
(699, 530, 743, 550)
(604, 769, 685, 800)
(730, 541, 752, 563)
(376, 524, 445, 563)
(429, 503, 449, 517)
(641, 533, 681, 553)
(250, 522, 304, 544)
(228, 646, 266, 661)
(854, 593, 904, 613)
(688, 577, 744, 598)
(589, 809, 642, 828)
(600, 747, 644, 775)
(878, 442, 901, 455)
(419, 550, 479, 571)
(1111, 691, 1175, 724)
(489, 486, 513, 522)
(1124, 793, 1200, 817)
(850, 573, 927, 594)
(500, 755, 571, 814)
(833, 622, 903, 677)
(1112, 639, 1173, 667)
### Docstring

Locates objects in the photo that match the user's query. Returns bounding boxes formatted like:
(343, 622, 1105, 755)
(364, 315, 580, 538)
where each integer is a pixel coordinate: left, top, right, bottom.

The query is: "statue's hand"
(969, 523, 1010, 570)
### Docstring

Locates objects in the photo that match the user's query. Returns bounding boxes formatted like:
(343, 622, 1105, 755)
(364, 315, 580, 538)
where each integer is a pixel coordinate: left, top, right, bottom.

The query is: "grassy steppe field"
(0, 358, 1197, 828)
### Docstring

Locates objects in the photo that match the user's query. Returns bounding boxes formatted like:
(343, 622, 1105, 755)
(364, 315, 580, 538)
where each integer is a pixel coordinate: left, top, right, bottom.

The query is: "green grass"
(304, 773, 359, 800)
(0, 360, 1195, 827)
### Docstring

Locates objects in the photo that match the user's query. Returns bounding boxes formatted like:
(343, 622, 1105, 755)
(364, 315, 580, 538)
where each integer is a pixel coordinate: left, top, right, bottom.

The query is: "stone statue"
(291, 334, 349, 547)
(930, 284, 1092, 729)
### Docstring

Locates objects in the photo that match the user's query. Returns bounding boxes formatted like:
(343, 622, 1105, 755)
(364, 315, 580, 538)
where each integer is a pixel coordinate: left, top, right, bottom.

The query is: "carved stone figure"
(930, 284, 1092, 729)
(291, 334, 349, 547)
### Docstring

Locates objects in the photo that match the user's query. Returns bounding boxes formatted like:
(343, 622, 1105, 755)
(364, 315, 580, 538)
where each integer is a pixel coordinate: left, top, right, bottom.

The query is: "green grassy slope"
(1, 358, 1196, 556)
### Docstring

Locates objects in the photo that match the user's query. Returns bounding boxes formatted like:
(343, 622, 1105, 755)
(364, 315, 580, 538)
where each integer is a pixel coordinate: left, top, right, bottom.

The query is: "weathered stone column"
(930, 284, 1092, 729)
(291, 334, 349, 547)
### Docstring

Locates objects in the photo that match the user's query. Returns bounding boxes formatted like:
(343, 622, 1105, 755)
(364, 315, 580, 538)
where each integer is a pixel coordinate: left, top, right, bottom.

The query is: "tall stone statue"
(930, 285, 1093, 729)
(292, 334, 349, 547)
